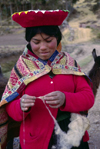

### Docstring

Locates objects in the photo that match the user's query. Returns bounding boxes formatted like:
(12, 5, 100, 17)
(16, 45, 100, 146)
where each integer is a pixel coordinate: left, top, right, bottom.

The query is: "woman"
(1, 10, 94, 149)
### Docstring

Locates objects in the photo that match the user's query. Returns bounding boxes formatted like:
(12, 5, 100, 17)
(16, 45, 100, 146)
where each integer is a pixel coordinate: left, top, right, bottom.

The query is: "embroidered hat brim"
(12, 10, 69, 28)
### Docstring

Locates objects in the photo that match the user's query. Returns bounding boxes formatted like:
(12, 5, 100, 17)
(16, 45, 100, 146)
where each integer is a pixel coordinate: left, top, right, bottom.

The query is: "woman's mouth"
(40, 52, 49, 56)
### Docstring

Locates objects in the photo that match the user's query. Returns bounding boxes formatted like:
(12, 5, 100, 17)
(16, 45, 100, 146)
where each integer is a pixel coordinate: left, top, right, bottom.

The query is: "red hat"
(12, 10, 69, 28)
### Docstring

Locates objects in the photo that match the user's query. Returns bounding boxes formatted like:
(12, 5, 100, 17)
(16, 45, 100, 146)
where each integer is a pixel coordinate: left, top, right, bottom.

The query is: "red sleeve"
(60, 75, 94, 113)
(6, 95, 31, 122)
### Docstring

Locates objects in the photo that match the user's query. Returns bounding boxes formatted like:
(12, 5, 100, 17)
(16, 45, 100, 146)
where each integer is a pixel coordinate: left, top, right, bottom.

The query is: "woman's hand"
(20, 94, 36, 111)
(44, 91, 65, 108)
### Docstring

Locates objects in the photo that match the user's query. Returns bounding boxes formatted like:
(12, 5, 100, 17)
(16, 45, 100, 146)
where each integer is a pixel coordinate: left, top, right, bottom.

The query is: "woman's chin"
(39, 56, 49, 60)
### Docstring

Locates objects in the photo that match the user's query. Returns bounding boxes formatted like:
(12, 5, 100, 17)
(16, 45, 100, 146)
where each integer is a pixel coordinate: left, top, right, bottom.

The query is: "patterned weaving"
(0, 106, 8, 149)
(1, 47, 85, 107)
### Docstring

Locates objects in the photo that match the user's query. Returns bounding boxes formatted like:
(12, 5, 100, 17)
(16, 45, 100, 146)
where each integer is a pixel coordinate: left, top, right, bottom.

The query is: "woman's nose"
(40, 42, 47, 50)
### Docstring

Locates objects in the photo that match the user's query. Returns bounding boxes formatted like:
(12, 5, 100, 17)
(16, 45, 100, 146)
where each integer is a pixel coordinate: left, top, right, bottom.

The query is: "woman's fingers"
(49, 104, 60, 108)
(20, 94, 36, 111)
(21, 98, 35, 104)
(44, 91, 65, 108)
(46, 99, 60, 104)
(20, 92, 65, 111)
(44, 91, 57, 98)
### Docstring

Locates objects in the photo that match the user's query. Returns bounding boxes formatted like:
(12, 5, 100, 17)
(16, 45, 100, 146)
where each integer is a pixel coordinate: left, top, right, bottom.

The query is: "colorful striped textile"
(1, 46, 86, 107)
(0, 106, 8, 149)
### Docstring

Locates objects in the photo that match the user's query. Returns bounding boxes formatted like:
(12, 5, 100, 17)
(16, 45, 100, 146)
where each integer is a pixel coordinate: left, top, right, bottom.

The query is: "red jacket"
(6, 73, 94, 149)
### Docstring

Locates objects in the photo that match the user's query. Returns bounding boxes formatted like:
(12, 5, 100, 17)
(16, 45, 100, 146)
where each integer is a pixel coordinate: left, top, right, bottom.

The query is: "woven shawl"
(0, 47, 86, 107)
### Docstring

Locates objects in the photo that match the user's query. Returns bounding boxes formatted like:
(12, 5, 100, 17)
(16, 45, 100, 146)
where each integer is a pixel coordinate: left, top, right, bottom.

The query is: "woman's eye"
(32, 41, 40, 44)
(34, 42, 39, 44)
(46, 40, 52, 43)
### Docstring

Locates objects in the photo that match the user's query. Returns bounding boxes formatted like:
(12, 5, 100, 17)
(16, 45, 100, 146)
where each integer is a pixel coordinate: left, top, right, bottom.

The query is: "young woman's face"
(30, 33, 57, 60)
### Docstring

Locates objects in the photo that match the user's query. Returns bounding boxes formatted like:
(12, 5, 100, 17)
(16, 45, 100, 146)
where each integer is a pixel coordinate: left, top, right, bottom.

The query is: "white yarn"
(38, 97, 90, 149)
(53, 113, 90, 149)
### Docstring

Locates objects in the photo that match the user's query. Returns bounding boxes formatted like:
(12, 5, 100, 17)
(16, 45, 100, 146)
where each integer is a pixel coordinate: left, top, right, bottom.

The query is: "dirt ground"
(0, 29, 100, 149)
